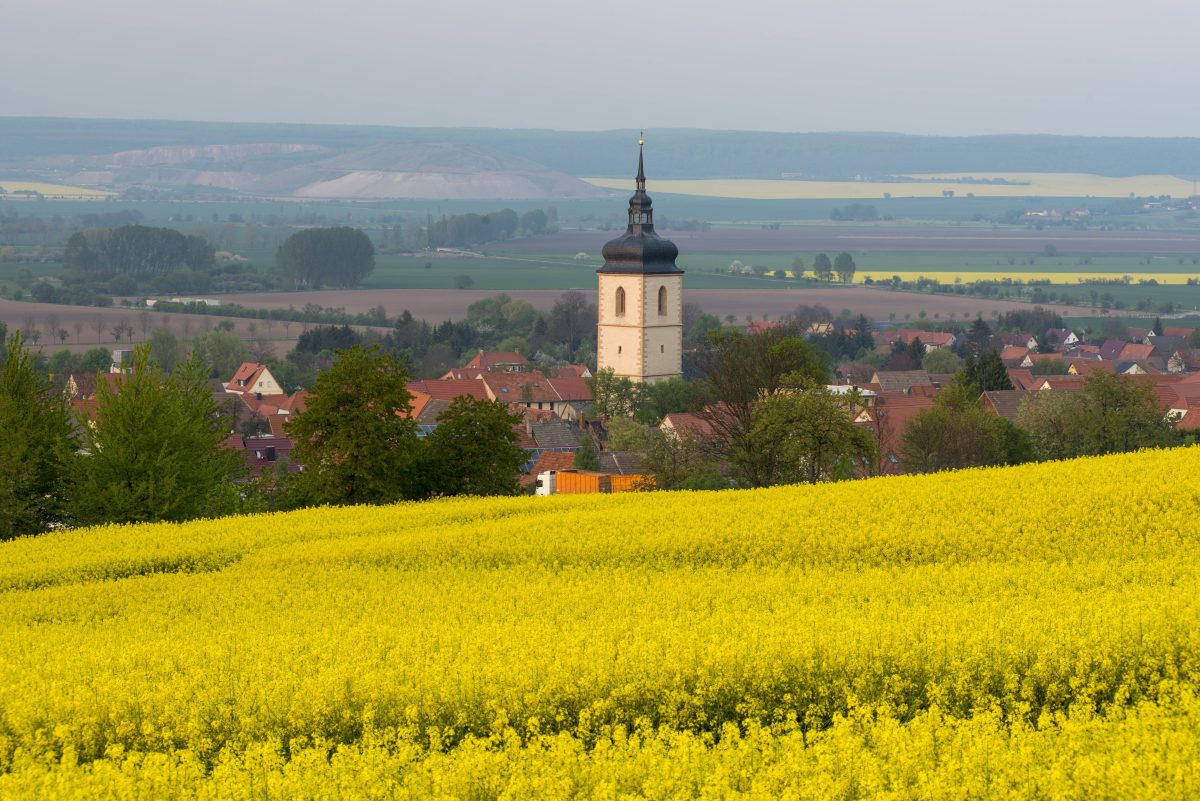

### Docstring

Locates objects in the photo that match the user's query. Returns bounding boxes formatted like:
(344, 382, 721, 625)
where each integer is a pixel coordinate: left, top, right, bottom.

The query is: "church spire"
(636, 131, 646, 191)
(599, 135, 682, 276)
(628, 132, 652, 229)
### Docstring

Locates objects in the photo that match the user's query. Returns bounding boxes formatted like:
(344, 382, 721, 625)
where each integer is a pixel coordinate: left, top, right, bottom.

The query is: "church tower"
(596, 140, 684, 383)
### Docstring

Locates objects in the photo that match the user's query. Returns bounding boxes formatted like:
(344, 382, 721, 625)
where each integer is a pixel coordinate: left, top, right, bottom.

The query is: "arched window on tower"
(615, 286, 626, 317)
(658, 286, 667, 316)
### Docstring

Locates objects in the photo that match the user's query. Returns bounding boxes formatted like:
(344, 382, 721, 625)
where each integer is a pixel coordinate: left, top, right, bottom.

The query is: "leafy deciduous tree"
(285, 345, 420, 506)
(417, 397, 526, 497)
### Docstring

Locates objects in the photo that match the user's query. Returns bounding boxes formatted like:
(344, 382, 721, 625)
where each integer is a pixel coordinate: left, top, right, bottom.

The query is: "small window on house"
(658, 285, 667, 316)
(266, 446, 276, 461)
(615, 286, 626, 316)
(618, 346, 623, 354)
(661, 344, 664, 353)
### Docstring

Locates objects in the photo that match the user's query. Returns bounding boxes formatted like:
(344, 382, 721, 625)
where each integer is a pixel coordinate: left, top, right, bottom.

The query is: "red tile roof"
(1006, 369, 1036, 390)
(1119, 343, 1156, 362)
(406, 379, 491, 402)
(226, 362, 268, 393)
(464, 351, 528, 371)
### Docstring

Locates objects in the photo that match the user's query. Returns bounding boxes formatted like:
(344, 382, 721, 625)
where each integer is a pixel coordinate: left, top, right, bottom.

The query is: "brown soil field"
(0, 299, 306, 355)
(495, 228, 1200, 254)
(221, 287, 1081, 324)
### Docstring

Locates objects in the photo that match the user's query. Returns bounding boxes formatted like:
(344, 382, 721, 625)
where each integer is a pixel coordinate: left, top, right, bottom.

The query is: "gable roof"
(528, 419, 583, 449)
(871, 370, 933, 393)
(660, 411, 716, 440)
(406, 378, 491, 402)
(481, 372, 592, 404)
(599, 451, 646, 475)
(1118, 343, 1157, 363)
(1099, 339, 1127, 361)
(979, 390, 1030, 421)
(1069, 360, 1116, 377)
(1006, 368, 1037, 390)
(464, 350, 528, 371)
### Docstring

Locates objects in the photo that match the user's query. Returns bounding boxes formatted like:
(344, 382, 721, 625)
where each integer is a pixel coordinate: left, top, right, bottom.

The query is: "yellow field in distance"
(0, 181, 114, 199)
(585, 173, 1198, 200)
(854, 270, 1198, 284)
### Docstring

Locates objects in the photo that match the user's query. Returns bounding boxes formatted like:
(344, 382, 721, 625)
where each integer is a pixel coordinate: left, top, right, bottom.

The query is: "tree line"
(0, 335, 528, 540)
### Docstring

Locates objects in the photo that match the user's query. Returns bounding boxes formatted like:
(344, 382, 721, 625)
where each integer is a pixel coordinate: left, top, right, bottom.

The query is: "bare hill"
(32, 137, 608, 201)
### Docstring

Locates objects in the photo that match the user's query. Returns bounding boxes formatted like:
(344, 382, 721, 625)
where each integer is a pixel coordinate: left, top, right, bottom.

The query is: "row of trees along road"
(0, 336, 530, 540)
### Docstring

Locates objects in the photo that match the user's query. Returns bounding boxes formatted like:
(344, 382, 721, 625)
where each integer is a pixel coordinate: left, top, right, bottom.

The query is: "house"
(225, 363, 283, 396)
(234, 435, 298, 478)
(480, 372, 592, 414)
(1006, 368, 1037, 390)
(881, 329, 956, 351)
(464, 350, 528, 372)
(1167, 349, 1200, 373)
(870, 370, 933, 394)
(1045, 328, 1079, 349)
(1035, 376, 1087, 391)
(979, 390, 1030, 422)
(746, 320, 782, 334)
(859, 392, 935, 475)
(407, 378, 491, 402)
(997, 332, 1038, 350)
(1000, 345, 1031, 367)
(1069, 361, 1116, 377)
(659, 411, 719, 441)
(1099, 340, 1127, 361)
(1146, 336, 1188, 359)
(1126, 327, 1153, 343)
(1116, 343, 1164, 370)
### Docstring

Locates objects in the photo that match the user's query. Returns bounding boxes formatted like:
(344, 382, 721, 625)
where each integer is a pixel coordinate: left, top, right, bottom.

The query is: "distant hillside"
(2, 118, 1200, 195)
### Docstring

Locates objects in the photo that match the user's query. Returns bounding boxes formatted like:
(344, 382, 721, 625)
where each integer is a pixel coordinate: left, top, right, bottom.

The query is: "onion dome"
(599, 140, 683, 275)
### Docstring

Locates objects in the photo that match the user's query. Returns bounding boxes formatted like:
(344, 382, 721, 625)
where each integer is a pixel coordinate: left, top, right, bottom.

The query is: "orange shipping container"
(610, 475, 646, 493)
(554, 471, 612, 494)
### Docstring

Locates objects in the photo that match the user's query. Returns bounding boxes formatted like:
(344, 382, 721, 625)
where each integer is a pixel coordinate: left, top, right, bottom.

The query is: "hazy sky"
(4, 0, 1196, 136)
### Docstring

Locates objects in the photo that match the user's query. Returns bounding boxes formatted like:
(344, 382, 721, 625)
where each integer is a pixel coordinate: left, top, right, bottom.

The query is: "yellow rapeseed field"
(854, 269, 1199, 284)
(0, 181, 113, 199)
(585, 173, 1197, 200)
(2, 447, 1200, 798)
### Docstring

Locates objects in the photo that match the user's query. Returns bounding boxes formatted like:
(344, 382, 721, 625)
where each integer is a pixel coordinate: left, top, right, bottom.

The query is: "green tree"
(752, 378, 876, 484)
(693, 326, 828, 487)
(192, 329, 250, 381)
(641, 428, 727, 490)
(605, 416, 650, 451)
(966, 317, 993, 355)
(147, 328, 182, 373)
(276, 227, 375, 289)
(901, 377, 1028, 473)
(922, 348, 964, 374)
(1017, 372, 1178, 460)
(417, 397, 526, 497)
(285, 345, 420, 505)
(813, 252, 833, 281)
(963, 350, 1013, 391)
(833, 252, 857, 283)
(71, 347, 244, 526)
(574, 436, 602, 470)
(0, 333, 78, 538)
(588, 368, 644, 418)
